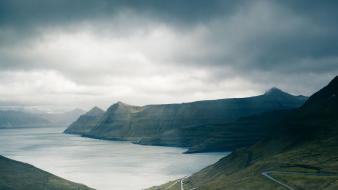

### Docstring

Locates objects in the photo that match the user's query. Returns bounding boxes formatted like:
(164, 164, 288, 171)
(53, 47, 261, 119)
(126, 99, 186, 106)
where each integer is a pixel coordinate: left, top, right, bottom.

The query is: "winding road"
(261, 171, 338, 190)
(180, 178, 184, 190)
(262, 171, 295, 190)
(164, 171, 337, 190)
(162, 180, 178, 190)
(179, 177, 197, 190)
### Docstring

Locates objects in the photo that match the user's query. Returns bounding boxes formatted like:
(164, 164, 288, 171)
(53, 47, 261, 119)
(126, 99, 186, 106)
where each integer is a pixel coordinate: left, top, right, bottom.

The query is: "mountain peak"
(108, 101, 131, 111)
(86, 106, 104, 116)
(107, 101, 143, 114)
(264, 87, 290, 96)
(114, 101, 132, 108)
(328, 75, 338, 87)
(116, 101, 127, 105)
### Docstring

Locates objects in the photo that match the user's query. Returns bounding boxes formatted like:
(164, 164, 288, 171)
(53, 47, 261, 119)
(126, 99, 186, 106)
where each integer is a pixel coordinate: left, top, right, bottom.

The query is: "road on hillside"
(261, 171, 338, 190)
(179, 177, 197, 190)
(262, 172, 295, 190)
(180, 177, 185, 190)
(162, 180, 178, 190)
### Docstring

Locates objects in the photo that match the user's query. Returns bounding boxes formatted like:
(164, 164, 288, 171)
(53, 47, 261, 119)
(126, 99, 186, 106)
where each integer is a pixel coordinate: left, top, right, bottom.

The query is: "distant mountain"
(149, 76, 338, 190)
(64, 107, 104, 134)
(0, 110, 50, 128)
(0, 108, 85, 128)
(39, 108, 85, 126)
(65, 88, 307, 152)
(0, 155, 93, 190)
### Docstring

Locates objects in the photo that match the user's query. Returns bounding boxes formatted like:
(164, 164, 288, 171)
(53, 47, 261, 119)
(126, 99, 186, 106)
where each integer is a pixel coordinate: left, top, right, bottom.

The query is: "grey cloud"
(0, 0, 337, 110)
(0, 0, 241, 47)
(0, 0, 238, 27)
(165, 0, 338, 79)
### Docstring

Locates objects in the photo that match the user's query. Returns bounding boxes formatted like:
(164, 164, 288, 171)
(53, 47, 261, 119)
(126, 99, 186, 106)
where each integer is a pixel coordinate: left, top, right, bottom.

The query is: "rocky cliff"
(65, 88, 307, 152)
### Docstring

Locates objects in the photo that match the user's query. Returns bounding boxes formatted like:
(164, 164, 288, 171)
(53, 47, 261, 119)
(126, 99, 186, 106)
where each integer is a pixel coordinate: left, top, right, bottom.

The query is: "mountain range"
(65, 88, 307, 152)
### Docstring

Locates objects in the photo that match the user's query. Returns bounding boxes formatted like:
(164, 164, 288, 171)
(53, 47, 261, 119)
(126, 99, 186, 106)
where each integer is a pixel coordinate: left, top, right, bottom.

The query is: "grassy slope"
(270, 173, 338, 190)
(138, 109, 292, 153)
(184, 110, 292, 153)
(148, 76, 338, 190)
(0, 155, 94, 190)
(184, 137, 338, 190)
(149, 134, 338, 190)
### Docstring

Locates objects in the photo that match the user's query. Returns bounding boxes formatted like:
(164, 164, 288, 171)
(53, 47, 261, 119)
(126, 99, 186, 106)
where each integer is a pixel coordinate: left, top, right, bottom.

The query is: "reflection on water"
(0, 127, 229, 190)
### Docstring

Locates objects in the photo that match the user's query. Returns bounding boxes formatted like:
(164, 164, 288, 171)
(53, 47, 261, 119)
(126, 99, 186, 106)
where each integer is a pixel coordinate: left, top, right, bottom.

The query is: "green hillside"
(0, 155, 94, 190)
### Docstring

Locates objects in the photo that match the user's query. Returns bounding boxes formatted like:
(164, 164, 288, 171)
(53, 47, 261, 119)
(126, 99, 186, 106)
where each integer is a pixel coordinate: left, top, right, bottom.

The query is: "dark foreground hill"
(149, 76, 338, 190)
(65, 88, 307, 152)
(0, 155, 93, 190)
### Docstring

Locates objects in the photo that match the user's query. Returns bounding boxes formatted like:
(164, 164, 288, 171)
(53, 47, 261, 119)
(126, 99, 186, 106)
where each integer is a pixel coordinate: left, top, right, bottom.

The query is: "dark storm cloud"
(198, 0, 338, 76)
(0, 0, 337, 110)
(0, 0, 239, 28)
(0, 0, 241, 48)
(2, 0, 338, 63)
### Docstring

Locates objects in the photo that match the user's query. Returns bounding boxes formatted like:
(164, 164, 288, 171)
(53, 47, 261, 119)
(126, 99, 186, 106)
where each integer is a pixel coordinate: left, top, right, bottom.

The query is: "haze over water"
(0, 127, 228, 190)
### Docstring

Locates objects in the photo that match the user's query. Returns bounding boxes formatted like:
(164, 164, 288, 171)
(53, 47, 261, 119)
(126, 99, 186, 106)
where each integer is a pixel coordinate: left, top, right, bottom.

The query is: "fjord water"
(0, 127, 228, 190)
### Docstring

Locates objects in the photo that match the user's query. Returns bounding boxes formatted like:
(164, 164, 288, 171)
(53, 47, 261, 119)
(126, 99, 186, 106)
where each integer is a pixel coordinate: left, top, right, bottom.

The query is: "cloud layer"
(0, 0, 337, 111)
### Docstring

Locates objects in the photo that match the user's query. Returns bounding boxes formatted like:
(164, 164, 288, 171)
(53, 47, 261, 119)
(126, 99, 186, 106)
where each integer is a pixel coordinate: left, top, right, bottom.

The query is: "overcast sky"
(0, 0, 337, 112)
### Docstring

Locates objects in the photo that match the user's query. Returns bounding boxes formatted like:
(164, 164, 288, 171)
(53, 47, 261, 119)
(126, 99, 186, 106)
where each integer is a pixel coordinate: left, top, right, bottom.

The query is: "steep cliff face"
(64, 106, 104, 135)
(65, 88, 307, 152)
(282, 76, 338, 139)
(297, 76, 338, 119)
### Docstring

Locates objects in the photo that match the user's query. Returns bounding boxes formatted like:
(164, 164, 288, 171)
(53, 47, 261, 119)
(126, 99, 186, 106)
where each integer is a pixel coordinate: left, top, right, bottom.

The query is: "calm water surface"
(0, 127, 229, 190)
